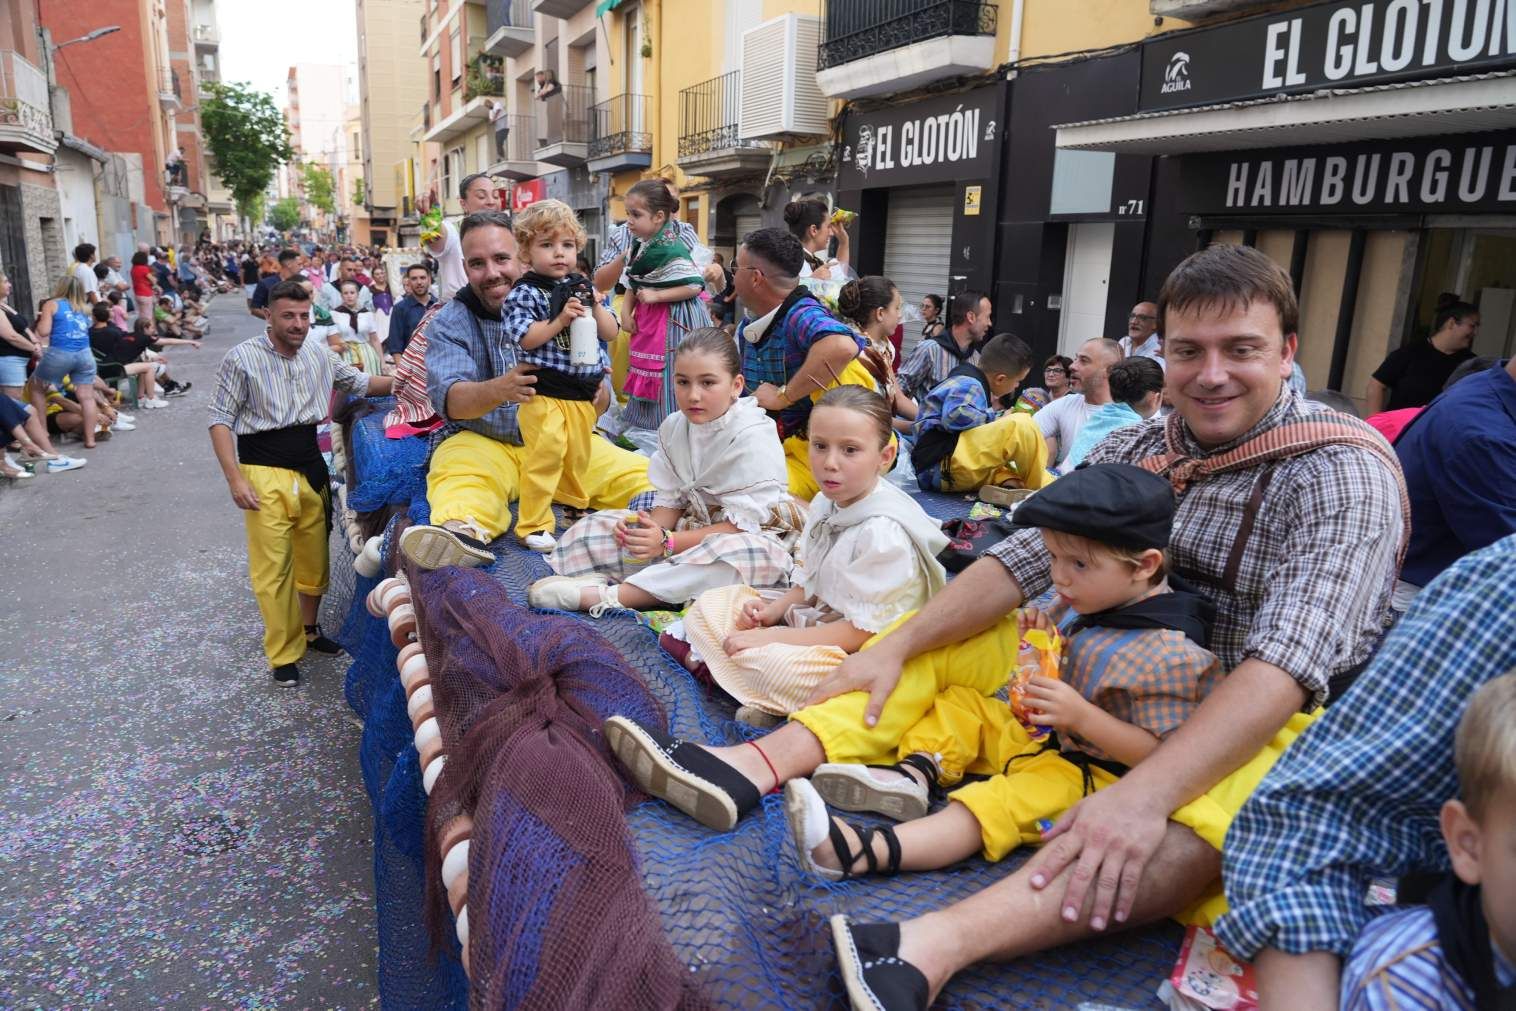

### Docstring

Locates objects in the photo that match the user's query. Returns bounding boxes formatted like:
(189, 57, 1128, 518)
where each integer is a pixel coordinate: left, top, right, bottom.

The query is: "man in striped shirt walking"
(209, 279, 393, 686)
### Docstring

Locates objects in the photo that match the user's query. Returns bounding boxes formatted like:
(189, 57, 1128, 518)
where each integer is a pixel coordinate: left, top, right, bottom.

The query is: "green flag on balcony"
(594, 0, 624, 15)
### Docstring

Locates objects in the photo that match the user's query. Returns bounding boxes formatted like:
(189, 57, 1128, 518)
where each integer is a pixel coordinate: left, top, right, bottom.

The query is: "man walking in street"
(209, 279, 394, 686)
(387, 263, 437, 356)
(249, 250, 303, 320)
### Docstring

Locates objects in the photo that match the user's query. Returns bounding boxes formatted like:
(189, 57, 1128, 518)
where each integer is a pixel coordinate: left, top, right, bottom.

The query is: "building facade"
(0, 0, 63, 314)
(418, 0, 499, 218)
(357, 0, 431, 246)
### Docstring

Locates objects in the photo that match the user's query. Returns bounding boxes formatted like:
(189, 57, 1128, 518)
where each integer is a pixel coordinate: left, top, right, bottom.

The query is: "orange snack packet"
(1010, 627, 1062, 736)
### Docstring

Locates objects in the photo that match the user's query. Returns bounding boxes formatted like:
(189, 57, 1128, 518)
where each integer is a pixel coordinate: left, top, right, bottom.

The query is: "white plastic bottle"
(568, 292, 599, 366)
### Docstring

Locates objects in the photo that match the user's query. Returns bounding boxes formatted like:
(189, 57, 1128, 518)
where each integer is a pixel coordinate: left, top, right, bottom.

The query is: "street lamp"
(52, 26, 121, 50)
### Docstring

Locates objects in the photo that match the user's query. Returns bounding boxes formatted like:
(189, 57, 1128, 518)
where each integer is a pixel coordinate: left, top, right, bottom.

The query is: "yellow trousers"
(784, 357, 890, 499)
(792, 614, 1320, 926)
(426, 428, 652, 541)
(516, 396, 597, 539)
(939, 412, 1053, 492)
(240, 463, 328, 668)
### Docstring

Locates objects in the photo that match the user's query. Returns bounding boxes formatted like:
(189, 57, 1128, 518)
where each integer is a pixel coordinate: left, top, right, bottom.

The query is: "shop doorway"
(882, 184, 954, 358)
(1057, 222, 1114, 356)
(1413, 227, 1516, 360)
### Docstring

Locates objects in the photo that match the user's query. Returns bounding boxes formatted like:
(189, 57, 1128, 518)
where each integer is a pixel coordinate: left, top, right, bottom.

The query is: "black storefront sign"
(1181, 130, 1516, 214)
(838, 86, 1001, 189)
(1141, 0, 1516, 113)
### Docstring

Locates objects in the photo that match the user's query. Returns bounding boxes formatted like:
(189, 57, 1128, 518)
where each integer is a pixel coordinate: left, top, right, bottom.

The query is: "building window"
(450, 28, 463, 85)
(432, 54, 441, 101)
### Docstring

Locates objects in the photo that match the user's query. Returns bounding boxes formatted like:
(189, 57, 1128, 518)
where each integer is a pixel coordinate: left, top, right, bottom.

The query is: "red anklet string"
(746, 740, 781, 794)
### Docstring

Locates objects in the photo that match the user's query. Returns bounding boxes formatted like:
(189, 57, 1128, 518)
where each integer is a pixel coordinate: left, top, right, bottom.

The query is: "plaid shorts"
(549, 509, 794, 589)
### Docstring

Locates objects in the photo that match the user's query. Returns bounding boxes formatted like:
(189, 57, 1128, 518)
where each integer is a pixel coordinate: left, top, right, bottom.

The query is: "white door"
(1057, 222, 1114, 356)
(882, 184, 954, 358)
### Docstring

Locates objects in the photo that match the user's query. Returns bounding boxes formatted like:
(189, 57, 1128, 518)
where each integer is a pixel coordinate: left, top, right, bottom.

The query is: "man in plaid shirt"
(782, 244, 1407, 1008)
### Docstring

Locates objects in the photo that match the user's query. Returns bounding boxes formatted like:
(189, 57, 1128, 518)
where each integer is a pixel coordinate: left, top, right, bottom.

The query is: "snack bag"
(1010, 627, 1061, 738)
(418, 206, 446, 246)
(829, 207, 857, 228)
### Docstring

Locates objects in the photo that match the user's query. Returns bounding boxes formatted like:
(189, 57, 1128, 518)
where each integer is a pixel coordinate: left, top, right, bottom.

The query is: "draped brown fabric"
(409, 559, 707, 1010)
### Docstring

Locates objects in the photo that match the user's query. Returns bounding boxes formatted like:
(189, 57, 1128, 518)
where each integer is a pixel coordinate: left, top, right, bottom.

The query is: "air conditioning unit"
(739, 14, 829, 141)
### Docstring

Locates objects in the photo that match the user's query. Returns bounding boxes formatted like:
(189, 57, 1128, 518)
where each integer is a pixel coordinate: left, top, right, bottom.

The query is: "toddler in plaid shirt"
(505, 199, 616, 551)
(786, 463, 1226, 879)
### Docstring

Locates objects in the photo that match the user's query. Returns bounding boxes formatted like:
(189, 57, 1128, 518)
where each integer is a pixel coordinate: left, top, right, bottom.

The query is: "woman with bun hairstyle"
(1365, 293, 1479, 415)
(784, 197, 850, 282)
(920, 294, 945, 342)
(837, 275, 917, 428)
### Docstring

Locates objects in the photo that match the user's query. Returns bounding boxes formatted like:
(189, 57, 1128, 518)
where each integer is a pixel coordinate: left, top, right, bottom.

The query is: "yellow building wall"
(1019, 1, 1188, 59)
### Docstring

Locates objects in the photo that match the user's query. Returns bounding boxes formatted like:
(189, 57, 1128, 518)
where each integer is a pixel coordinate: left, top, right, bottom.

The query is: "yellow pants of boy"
(516, 396, 597, 539)
(426, 428, 652, 542)
(792, 613, 1320, 926)
(939, 412, 1053, 492)
(240, 463, 328, 668)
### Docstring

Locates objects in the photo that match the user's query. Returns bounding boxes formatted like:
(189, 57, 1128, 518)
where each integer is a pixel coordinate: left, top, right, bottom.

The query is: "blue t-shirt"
(1394, 362, 1516, 586)
(47, 300, 91, 353)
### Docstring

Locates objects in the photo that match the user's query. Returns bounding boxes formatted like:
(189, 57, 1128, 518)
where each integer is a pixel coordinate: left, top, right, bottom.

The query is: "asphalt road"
(0, 295, 378, 1008)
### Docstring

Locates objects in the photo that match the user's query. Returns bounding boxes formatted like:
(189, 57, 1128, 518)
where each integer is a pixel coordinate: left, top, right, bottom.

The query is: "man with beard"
(398, 211, 650, 569)
(210, 280, 394, 686)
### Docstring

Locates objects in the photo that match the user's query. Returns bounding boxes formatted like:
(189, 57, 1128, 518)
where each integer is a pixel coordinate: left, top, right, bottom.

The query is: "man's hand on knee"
(805, 638, 907, 726)
(1026, 781, 1170, 931)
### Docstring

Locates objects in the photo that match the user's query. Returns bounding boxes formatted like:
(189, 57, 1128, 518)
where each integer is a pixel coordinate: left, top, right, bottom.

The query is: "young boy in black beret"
(785, 463, 1228, 887)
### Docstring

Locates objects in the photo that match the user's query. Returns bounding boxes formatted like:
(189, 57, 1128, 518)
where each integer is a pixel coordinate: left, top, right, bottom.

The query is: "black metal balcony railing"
(538, 83, 592, 146)
(486, 0, 533, 33)
(589, 93, 651, 159)
(463, 54, 504, 101)
(678, 71, 765, 158)
(495, 112, 536, 162)
(818, 0, 997, 71)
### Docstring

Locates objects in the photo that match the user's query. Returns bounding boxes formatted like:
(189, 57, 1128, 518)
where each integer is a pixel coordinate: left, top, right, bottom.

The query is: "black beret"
(1013, 462, 1176, 551)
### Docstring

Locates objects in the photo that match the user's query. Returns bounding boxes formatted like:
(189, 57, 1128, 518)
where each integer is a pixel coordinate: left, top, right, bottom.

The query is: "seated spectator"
(1060, 354, 1165, 473)
(1037, 337, 1123, 469)
(786, 465, 1222, 886)
(1339, 670, 1516, 1009)
(105, 290, 130, 331)
(1, 392, 81, 475)
(1391, 354, 1516, 611)
(89, 304, 168, 407)
(1213, 535, 1516, 1007)
(1367, 294, 1478, 415)
(912, 332, 1048, 494)
(896, 290, 990, 405)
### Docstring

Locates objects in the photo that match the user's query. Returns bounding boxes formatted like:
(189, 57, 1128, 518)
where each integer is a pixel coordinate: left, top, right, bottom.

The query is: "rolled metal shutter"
(882, 184, 954, 358)
(733, 209, 762, 246)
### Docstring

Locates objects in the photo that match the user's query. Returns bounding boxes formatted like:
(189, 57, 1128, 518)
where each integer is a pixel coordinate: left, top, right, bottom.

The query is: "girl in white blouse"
(329, 279, 384, 374)
(530, 328, 804, 613)
(685, 386, 948, 719)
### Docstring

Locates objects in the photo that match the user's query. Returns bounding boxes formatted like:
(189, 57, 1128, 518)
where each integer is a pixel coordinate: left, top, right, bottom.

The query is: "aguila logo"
(1162, 51, 1192, 94)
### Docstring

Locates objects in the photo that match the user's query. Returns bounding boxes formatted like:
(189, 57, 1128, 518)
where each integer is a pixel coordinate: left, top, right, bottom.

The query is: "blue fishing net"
(331, 432, 1178, 1010)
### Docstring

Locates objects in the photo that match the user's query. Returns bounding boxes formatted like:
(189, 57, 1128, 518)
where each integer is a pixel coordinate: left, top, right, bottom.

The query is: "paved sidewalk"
(0, 297, 378, 1007)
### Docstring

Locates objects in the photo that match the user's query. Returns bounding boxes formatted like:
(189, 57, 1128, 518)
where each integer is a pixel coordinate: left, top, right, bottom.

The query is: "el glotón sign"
(1141, 0, 1516, 112)
(838, 86, 1001, 189)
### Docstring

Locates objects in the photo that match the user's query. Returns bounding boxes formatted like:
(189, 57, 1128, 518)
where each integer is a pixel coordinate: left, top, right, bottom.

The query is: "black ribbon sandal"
(304, 624, 343, 655)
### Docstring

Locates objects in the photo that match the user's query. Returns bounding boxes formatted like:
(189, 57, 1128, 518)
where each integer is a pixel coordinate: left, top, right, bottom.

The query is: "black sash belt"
(238, 424, 332, 530)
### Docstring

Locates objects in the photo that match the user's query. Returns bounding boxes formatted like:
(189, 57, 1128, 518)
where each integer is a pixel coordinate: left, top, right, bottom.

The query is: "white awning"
(1055, 72, 1516, 155)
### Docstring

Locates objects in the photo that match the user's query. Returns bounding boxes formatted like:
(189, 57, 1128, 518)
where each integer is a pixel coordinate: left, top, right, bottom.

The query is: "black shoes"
(272, 662, 301, 687)
(304, 623, 343, 654)
(830, 917, 930, 1011)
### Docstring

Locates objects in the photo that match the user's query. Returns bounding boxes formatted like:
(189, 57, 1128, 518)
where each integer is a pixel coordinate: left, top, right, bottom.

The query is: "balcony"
(486, 0, 534, 58)
(0, 50, 56, 155)
(158, 69, 183, 111)
(532, 0, 590, 18)
(486, 112, 542, 180)
(422, 93, 496, 145)
(816, 0, 997, 100)
(193, 23, 219, 48)
(588, 93, 652, 174)
(532, 84, 591, 166)
(1150, 0, 1273, 17)
(678, 71, 770, 177)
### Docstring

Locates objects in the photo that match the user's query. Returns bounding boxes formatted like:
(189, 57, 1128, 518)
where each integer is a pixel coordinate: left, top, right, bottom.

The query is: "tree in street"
(199, 82, 294, 227)
(302, 164, 337, 217)
(268, 197, 302, 234)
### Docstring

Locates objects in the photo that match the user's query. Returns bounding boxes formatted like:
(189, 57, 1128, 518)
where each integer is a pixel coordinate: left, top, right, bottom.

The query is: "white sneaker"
(110, 420, 135, 432)
(521, 531, 557, 553)
(116, 412, 136, 423)
(528, 574, 610, 611)
(47, 456, 86, 473)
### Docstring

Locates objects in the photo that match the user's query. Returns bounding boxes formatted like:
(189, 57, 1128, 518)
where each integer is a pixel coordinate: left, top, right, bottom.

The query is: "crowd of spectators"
(0, 238, 240, 481)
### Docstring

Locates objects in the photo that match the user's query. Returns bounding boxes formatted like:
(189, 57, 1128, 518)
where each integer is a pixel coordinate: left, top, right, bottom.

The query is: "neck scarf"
(798, 480, 948, 601)
(627, 225, 701, 290)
